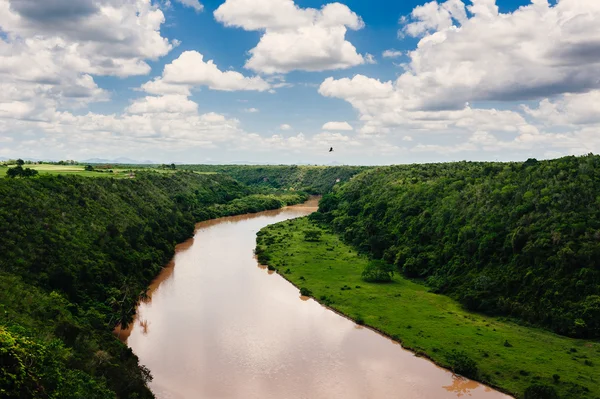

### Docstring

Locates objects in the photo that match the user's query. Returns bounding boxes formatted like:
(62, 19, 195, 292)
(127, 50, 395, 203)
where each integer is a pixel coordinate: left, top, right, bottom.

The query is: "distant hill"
(82, 157, 156, 164)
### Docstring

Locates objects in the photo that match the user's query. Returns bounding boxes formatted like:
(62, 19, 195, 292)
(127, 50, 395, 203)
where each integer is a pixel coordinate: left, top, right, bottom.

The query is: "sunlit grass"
(0, 164, 219, 178)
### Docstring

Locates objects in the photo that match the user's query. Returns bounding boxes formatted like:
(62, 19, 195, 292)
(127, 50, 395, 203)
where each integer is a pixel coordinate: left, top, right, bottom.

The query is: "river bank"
(124, 200, 508, 399)
(257, 217, 600, 399)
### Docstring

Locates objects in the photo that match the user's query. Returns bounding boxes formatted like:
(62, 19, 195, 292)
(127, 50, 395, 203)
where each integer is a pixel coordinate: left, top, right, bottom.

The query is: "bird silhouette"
(329, 147, 334, 152)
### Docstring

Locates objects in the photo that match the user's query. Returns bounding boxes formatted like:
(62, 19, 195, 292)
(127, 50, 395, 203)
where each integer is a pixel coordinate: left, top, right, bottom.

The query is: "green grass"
(0, 164, 207, 178)
(257, 217, 600, 399)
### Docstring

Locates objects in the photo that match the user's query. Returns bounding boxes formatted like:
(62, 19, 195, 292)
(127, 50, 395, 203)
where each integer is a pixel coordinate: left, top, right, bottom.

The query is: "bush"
(446, 350, 479, 379)
(524, 384, 559, 399)
(303, 229, 323, 242)
(362, 260, 394, 283)
(299, 287, 312, 297)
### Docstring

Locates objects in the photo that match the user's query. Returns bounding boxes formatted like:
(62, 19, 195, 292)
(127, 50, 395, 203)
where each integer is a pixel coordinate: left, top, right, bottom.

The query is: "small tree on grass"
(6, 165, 38, 179)
(446, 350, 479, 379)
(361, 260, 394, 283)
(523, 384, 559, 399)
(303, 229, 322, 242)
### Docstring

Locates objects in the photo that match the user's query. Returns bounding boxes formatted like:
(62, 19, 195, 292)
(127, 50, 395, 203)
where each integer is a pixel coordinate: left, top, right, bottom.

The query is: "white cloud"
(0, 0, 173, 114)
(393, 0, 600, 110)
(142, 51, 271, 94)
(126, 95, 198, 114)
(382, 49, 403, 58)
(280, 124, 292, 130)
(522, 91, 600, 126)
(322, 121, 353, 131)
(214, 0, 366, 74)
(317, 0, 600, 158)
(174, 0, 203, 12)
(244, 108, 259, 113)
(401, 0, 467, 37)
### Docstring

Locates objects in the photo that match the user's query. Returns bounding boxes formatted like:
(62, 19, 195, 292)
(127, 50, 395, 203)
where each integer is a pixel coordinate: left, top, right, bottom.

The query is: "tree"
(16, 158, 24, 166)
(361, 260, 394, 283)
(6, 165, 38, 178)
(6, 166, 21, 178)
(85, 165, 94, 171)
(303, 229, 323, 242)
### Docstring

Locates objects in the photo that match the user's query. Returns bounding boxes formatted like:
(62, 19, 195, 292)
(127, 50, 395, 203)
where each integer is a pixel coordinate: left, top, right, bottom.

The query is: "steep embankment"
(317, 155, 600, 339)
(181, 165, 370, 194)
(0, 172, 306, 398)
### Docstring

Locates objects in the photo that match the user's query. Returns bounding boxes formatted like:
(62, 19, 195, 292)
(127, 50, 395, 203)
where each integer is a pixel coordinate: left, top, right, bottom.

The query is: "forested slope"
(0, 172, 306, 398)
(182, 165, 369, 194)
(319, 155, 600, 338)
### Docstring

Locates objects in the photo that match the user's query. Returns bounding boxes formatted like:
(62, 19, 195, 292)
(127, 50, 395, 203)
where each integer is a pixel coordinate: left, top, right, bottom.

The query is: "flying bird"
(329, 147, 334, 152)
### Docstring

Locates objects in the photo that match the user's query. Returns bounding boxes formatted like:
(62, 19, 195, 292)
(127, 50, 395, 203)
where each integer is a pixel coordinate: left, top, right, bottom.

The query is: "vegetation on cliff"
(0, 172, 306, 398)
(317, 155, 600, 339)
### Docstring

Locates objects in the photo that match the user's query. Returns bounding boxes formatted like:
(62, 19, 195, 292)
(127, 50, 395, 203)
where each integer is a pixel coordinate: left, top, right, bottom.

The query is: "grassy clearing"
(257, 217, 600, 399)
(0, 164, 210, 178)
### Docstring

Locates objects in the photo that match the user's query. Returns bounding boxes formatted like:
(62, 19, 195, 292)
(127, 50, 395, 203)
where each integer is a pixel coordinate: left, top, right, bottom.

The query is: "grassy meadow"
(0, 163, 218, 178)
(257, 217, 600, 399)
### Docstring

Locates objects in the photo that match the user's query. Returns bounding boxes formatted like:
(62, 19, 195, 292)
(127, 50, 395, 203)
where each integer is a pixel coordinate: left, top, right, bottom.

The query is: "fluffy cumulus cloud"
(0, 0, 273, 160)
(214, 0, 366, 74)
(319, 0, 600, 158)
(141, 51, 271, 94)
(322, 121, 353, 131)
(0, 0, 173, 113)
(280, 124, 292, 130)
(395, 0, 600, 110)
(522, 91, 600, 127)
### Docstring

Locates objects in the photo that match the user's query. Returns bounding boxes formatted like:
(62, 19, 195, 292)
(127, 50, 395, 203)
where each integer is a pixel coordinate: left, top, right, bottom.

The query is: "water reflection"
(126, 199, 512, 399)
(444, 375, 494, 397)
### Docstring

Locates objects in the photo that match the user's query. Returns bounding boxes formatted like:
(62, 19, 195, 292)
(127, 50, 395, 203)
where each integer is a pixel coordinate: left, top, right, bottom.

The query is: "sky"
(0, 0, 599, 165)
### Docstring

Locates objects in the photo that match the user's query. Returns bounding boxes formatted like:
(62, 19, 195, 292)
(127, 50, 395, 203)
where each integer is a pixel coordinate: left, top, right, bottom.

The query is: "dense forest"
(181, 165, 369, 194)
(0, 172, 306, 398)
(318, 155, 600, 339)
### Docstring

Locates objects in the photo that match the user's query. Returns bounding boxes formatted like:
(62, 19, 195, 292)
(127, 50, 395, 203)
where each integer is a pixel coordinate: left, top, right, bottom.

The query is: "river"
(123, 199, 512, 399)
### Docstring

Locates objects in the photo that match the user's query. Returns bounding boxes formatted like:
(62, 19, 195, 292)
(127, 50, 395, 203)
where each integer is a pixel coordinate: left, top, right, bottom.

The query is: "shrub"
(299, 287, 312, 297)
(524, 384, 559, 399)
(446, 350, 479, 379)
(303, 229, 323, 242)
(361, 260, 394, 283)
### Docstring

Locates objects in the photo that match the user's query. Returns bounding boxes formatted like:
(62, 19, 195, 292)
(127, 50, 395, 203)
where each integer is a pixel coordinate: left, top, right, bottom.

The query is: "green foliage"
(179, 165, 369, 194)
(303, 229, 323, 242)
(321, 155, 600, 338)
(5, 165, 38, 178)
(0, 171, 299, 398)
(446, 350, 479, 379)
(208, 193, 308, 217)
(361, 260, 394, 283)
(524, 384, 559, 399)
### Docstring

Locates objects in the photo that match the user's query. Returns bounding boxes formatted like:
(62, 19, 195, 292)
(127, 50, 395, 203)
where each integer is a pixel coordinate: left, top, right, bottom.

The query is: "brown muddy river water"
(124, 199, 512, 399)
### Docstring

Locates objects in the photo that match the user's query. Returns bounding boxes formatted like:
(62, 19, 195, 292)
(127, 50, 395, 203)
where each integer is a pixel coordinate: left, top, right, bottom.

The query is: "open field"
(0, 164, 218, 178)
(258, 217, 600, 399)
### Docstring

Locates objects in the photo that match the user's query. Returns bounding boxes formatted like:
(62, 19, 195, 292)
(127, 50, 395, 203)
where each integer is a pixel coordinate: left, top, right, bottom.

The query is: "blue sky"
(0, 0, 596, 164)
